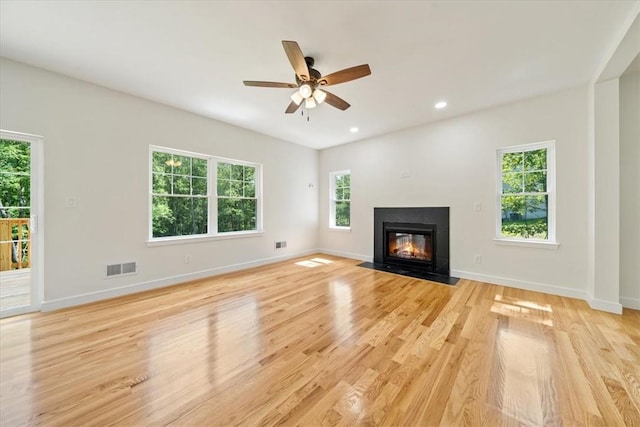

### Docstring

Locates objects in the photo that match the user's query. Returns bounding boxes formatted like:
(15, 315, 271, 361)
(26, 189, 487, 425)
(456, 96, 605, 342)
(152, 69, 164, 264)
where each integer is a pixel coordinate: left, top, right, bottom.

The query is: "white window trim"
(148, 145, 263, 246)
(495, 140, 557, 247)
(329, 169, 351, 230)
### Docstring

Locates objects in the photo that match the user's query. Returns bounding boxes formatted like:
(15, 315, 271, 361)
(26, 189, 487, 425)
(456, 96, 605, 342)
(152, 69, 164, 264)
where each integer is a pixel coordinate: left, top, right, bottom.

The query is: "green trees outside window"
(0, 139, 31, 268)
(152, 152, 208, 238)
(0, 139, 30, 219)
(499, 144, 553, 240)
(331, 171, 350, 227)
(151, 148, 261, 240)
(217, 162, 257, 233)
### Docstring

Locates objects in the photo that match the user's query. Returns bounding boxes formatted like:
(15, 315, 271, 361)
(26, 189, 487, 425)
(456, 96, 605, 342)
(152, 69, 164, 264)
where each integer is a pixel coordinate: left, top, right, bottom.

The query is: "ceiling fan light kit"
(243, 40, 371, 114)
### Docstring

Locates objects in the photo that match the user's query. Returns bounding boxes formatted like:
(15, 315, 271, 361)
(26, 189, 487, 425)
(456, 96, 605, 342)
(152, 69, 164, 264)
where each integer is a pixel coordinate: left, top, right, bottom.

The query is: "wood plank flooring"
(1, 254, 639, 426)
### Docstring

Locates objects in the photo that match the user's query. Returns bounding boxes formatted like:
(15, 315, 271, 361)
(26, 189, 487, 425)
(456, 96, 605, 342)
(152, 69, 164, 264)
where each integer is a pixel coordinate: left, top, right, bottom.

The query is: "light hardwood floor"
(1, 255, 639, 426)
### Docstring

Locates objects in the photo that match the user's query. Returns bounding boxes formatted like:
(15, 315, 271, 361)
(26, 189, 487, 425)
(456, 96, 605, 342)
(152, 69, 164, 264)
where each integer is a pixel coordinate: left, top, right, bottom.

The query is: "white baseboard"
(451, 269, 588, 301)
(586, 295, 623, 315)
(620, 296, 640, 310)
(41, 249, 318, 312)
(318, 248, 373, 263)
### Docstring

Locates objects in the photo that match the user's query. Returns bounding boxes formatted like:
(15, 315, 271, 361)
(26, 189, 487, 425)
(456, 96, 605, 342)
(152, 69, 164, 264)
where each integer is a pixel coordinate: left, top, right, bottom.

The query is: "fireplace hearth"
(358, 207, 458, 285)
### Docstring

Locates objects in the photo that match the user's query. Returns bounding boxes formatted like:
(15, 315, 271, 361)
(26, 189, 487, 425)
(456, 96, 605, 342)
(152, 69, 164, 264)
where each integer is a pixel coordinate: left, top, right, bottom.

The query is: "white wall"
(319, 86, 590, 298)
(593, 79, 621, 312)
(620, 66, 640, 309)
(0, 58, 319, 308)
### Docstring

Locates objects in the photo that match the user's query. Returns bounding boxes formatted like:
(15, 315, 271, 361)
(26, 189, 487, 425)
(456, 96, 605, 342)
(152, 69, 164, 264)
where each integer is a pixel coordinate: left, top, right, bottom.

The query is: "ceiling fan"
(243, 40, 371, 114)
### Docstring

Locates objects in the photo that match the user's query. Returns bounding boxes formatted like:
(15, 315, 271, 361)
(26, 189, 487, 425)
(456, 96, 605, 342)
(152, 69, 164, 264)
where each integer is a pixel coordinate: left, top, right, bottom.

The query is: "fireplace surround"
(359, 207, 458, 285)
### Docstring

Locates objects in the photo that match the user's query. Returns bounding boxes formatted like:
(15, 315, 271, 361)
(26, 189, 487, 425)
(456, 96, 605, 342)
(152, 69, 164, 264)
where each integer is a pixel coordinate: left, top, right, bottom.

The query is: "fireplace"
(359, 207, 458, 285)
(383, 222, 436, 270)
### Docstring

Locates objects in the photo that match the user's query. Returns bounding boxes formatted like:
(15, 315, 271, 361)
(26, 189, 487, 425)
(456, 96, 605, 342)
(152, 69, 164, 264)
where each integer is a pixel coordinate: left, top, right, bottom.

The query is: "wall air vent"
(106, 262, 137, 278)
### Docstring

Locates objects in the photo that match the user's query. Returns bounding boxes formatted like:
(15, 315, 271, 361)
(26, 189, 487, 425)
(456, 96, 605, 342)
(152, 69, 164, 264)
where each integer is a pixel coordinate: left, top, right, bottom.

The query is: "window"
(217, 162, 257, 233)
(330, 170, 350, 228)
(150, 146, 261, 241)
(497, 141, 555, 243)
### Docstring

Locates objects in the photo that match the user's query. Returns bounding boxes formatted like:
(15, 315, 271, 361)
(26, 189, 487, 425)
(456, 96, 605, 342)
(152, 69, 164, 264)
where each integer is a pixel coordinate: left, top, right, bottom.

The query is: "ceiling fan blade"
(318, 64, 371, 86)
(285, 100, 302, 114)
(243, 81, 298, 88)
(322, 90, 351, 111)
(282, 40, 310, 81)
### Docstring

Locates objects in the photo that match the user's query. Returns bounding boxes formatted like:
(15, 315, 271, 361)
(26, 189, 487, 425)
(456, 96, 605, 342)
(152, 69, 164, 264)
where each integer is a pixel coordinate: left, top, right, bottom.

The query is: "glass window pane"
(501, 195, 548, 239)
(217, 162, 231, 180)
(192, 158, 207, 177)
(170, 196, 208, 236)
(173, 175, 191, 195)
(230, 181, 243, 197)
(501, 195, 526, 221)
(241, 199, 257, 230)
(343, 188, 351, 200)
(192, 197, 209, 235)
(502, 152, 523, 173)
(217, 198, 257, 232)
(152, 173, 172, 194)
(153, 151, 172, 174)
(173, 155, 190, 175)
(524, 149, 546, 172)
(217, 179, 230, 197)
(192, 177, 207, 195)
(335, 187, 342, 200)
(244, 166, 255, 182)
(335, 201, 350, 227)
(152, 195, 175, 238)
(231, 164, 244, 181)
(217, 198, 236, 233)
(343, 174, 350, 187)
(244, 182, 255, 198)
(502, 172, 523, 194)
(524, 171, 546, 192)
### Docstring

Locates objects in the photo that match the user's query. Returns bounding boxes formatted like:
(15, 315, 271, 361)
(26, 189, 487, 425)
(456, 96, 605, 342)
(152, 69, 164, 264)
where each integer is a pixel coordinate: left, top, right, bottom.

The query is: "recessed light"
(350, 127, 359, 133)
(435, 101, 447, 109)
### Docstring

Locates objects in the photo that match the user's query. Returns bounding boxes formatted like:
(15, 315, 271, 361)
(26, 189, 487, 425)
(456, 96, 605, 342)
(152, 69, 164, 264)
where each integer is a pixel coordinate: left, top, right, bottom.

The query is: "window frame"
(495, 140, 557, 247)
(329, 169, 351, 230)
(148, 146, 263, 245)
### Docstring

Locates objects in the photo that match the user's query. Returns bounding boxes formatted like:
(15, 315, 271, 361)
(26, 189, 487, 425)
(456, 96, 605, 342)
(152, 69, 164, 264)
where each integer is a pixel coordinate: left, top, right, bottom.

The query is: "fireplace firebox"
(383, 222, 436, 270)
(358, 207, 458, 285)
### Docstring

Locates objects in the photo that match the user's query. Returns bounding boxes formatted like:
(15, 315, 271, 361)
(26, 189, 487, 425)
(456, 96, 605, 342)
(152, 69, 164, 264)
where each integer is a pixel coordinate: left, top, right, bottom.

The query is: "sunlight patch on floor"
(491, 295, 554, 327)
(295, 257, 334, 268)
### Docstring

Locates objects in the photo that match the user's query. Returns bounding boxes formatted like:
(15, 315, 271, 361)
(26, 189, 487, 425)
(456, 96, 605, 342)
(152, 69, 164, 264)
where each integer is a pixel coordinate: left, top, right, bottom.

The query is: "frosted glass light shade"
(299, 84, 313, 99)
(313, 89, 326, 104)
(290, 91, 303, 105)
(305, 97, 317, 109)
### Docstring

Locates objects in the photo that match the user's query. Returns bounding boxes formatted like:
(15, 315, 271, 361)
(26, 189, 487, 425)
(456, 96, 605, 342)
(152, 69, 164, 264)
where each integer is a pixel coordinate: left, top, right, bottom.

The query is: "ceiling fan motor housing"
(296, 57, 322, 87)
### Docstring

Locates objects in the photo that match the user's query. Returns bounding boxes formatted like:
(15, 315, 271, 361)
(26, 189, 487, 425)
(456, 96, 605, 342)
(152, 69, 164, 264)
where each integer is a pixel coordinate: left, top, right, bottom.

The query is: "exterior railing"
(0, 218, 30, 271)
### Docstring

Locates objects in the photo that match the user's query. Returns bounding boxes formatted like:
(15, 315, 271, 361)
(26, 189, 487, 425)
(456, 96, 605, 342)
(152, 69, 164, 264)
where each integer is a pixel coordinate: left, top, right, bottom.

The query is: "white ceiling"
(1, 1, 638, 149)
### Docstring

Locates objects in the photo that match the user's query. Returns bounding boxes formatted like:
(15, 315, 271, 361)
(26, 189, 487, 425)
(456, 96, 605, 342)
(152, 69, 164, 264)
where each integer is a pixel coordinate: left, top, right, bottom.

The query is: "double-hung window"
(496, 141, 555, 243)
(330, 170, 350, 228)
(150, 146, 261, 242)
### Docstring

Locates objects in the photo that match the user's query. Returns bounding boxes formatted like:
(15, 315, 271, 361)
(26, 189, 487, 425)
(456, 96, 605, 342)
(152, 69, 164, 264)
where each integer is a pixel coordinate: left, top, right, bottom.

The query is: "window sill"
(329, 226, 351, 232)
(493, 238, 559, 249)
(147, 231, 263, 247)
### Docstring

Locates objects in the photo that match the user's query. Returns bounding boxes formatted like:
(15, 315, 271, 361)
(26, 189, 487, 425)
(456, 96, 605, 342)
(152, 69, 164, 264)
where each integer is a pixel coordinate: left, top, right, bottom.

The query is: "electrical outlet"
(474, 202, 482, 212)
(400, 170, 411, 178)
(184, 254, 192, 264)
(474, 255, 482, 264)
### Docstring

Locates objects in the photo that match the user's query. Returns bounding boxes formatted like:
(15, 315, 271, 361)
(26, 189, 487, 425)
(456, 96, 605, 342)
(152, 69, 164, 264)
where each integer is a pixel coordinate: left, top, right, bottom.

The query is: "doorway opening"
(0, 130, 43, 317)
